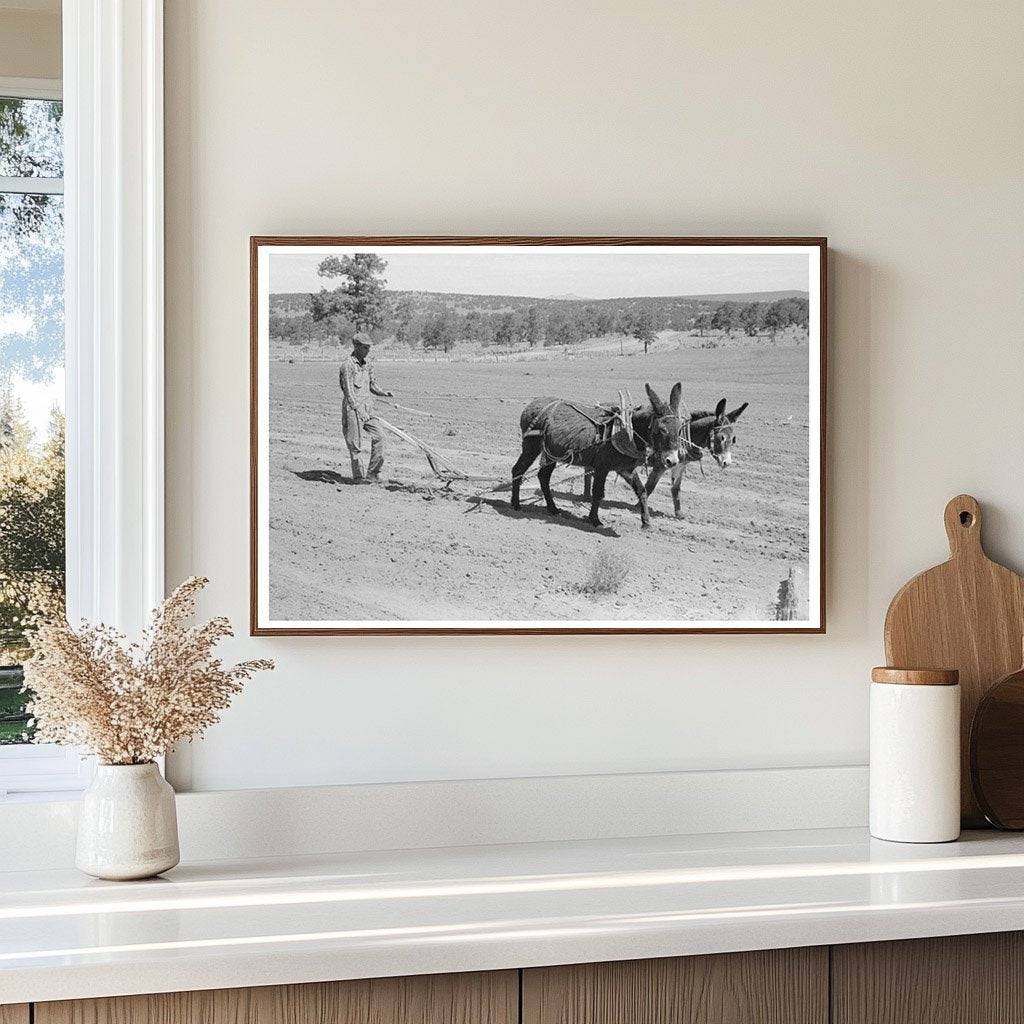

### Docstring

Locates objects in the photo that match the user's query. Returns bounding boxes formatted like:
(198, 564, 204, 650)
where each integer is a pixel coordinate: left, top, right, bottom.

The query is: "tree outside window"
(0, 94, 65, 745)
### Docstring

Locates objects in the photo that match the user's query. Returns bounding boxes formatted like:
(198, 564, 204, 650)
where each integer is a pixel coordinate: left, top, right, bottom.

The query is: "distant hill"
(270, 288, 808, 311)
(682, 289, 808, 304)
(268, 282, 811, 353)
(269, 288, 810, 339)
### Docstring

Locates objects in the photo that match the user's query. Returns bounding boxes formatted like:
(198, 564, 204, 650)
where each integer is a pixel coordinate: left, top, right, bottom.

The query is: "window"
(0, 80, 84, 797)
(0, 6, 166, 797)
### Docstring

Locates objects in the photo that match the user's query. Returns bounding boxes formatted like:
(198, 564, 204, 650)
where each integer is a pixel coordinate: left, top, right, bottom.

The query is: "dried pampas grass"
(23, 576, 273, 765)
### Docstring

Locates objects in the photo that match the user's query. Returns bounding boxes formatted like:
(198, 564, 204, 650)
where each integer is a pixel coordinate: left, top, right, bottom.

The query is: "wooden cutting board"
(884, 494, 1024, 826)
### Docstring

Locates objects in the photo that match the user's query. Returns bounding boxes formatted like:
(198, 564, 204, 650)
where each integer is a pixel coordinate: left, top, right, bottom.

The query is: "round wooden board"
(970, 664, 1024, 829)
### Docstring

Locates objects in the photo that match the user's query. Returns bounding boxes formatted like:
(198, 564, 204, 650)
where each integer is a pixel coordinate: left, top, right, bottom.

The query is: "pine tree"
(493, 312, 517, 348)
(463, 310, 488, 346)
(390, 294, 415, 345)
(595, 309, 615, 336)
(313, 253, 389, 332)
(0, 399, 65, 668)
(423, 309, 458, 352)
(763, 304, 786, 342)
(632, 309, 656, 354)
(741, 303, 766, 337)
(0, 392, 33, 453)
(522, 306, 544, 347)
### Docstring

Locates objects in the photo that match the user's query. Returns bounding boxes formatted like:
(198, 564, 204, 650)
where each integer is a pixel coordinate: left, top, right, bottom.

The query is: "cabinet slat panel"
(522, 948, 828, 1024)
(0, 1006, 29, 1024)
(832, 932, 1024, 1024)
(35, 971, 517, 1024)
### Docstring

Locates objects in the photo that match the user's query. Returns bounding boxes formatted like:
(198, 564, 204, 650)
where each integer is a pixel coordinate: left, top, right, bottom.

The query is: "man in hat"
(339, 331, 393, 482)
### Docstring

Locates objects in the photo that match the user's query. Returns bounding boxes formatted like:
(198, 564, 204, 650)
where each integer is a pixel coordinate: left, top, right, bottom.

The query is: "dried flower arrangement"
(23, 577, 273, 765)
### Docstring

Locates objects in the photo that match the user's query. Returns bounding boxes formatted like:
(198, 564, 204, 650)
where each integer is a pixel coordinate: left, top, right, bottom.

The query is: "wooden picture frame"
(251, 236, 826, 635)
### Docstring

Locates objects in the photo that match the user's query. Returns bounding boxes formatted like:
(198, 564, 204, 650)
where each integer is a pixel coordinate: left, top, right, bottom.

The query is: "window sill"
(0, 744, 93, 799)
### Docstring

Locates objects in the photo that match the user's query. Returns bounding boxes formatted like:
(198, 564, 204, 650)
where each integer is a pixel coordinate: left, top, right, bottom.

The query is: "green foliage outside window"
(0, 95, 66, 745)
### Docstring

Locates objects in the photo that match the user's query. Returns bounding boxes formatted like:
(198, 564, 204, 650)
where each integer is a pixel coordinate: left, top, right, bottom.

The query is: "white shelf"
(4, 827, 1024, 1004)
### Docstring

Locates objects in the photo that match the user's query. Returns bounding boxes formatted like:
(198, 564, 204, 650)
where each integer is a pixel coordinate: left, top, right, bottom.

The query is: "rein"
(678, 415, 730, 475)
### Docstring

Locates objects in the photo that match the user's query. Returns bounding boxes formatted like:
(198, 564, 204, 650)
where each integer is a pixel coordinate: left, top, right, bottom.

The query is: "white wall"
(164, 0, 1024, 792)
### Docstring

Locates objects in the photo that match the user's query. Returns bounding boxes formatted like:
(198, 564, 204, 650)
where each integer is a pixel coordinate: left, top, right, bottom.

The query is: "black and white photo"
(251, 238, 825, 634)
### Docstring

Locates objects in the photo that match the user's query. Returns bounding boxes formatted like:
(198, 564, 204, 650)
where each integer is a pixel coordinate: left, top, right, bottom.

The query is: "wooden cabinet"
(522, 948, 828, 1024)
(24, 932, 1024, 1024)
(832, 932, 1024, 1024)
(34, 971, 517, 1024)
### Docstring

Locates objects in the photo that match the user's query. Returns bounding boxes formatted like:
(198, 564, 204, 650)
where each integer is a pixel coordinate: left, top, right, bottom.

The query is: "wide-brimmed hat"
(352, 331, 373, 347)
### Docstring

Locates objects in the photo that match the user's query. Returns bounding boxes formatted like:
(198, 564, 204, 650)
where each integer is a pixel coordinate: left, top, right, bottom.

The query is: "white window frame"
(0, 77, 64, 193)
(0, 0, 165, 799)
(0, 77, 61, 101)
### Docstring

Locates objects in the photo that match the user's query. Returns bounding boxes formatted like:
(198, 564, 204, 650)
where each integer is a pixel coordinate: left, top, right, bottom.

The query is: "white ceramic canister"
(870, 667, 961, 843)
(76, 762, 180, 880)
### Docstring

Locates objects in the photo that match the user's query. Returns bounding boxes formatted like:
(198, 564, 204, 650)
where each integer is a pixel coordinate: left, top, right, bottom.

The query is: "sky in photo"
(270, 249, 810, 299)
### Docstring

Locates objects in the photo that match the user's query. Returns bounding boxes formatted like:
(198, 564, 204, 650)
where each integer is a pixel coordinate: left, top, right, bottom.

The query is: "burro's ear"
(728, 401, 749, 423)
(669, 382, 682, 413)
(715, 398, 727, 419)
(645, 383, 667, 413)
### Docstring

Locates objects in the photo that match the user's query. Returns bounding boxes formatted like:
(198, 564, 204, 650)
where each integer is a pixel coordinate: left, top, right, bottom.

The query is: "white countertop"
(4, 826, 1024, 1004)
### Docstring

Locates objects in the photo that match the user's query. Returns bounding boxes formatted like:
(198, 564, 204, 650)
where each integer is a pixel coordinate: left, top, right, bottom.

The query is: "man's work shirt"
(339, 354, 381, 419)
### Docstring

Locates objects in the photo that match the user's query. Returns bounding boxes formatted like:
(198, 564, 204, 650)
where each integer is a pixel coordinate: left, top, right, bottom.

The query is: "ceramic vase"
(76, 762, 180, 880)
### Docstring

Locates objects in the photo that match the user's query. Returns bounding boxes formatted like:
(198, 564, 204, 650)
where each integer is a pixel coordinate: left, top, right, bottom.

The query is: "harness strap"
(529, 399, 618, 463)
(563, 401, 613, 429)
(527, 400, 680, 465)
(528, 400, 600, 466)
(680, 425, 703, 460)
(679, 415, 732, 467)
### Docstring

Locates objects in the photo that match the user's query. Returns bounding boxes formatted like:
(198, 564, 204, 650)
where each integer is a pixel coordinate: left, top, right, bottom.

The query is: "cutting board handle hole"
(960, 511, 975, 527)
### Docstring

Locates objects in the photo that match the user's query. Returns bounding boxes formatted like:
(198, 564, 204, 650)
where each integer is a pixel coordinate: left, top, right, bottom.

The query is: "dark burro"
(511, 383, 683, 530)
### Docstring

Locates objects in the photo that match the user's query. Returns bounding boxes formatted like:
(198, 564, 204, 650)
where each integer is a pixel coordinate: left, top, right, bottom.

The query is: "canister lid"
(871, 667, 959, 686)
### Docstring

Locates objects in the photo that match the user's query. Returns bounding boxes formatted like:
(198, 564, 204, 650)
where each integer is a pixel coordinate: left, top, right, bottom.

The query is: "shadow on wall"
(827, 249, 874, 635)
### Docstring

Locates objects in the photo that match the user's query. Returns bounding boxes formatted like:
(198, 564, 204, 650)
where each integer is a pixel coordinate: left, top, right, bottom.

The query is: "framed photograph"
(251, 237, 826, 635)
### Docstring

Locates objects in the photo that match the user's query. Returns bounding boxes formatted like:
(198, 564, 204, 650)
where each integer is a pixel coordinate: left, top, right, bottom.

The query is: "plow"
(375, 415, 592, 508)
